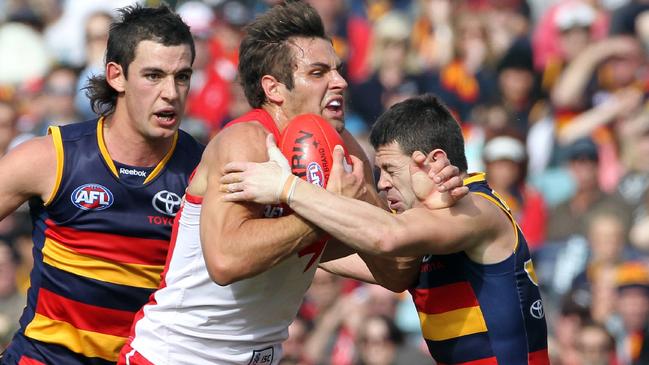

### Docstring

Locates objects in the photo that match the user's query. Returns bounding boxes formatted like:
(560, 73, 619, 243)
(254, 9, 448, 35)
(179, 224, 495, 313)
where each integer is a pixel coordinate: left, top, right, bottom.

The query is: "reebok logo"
(119, 167, 147, 177)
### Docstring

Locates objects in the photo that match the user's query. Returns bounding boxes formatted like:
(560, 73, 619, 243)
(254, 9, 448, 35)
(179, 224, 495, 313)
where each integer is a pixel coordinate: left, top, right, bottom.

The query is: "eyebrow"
(308, 61, 343, 70)
(140, 67, 193, 74)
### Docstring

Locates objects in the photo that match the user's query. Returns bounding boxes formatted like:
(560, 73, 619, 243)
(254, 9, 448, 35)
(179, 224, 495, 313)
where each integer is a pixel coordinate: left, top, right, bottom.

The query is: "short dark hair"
(238, 0, 326, 108)
(370, 94, 468, 172)
(85, 4, 195, 116)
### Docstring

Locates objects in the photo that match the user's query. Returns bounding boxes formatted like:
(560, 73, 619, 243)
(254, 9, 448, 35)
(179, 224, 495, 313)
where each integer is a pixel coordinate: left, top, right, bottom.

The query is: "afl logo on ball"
(152, 190, 182, 216)
(71, 184, 114, 211)
(306, 162, 325, 187)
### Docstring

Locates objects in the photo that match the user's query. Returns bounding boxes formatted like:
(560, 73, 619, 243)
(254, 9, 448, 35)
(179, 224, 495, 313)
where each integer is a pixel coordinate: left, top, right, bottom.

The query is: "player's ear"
(106, 62, 126, 93)
(261, 75, 283, 104)
(426, 149, 447, 165)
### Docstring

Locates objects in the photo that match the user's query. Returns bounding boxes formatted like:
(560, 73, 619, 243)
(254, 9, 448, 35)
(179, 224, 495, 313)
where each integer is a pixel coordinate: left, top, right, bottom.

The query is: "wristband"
(280, 175, 297, 203)
(286, 176, 299, 205)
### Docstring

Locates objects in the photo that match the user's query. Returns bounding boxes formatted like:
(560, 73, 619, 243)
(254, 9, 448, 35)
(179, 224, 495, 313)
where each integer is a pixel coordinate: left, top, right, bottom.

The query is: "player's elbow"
(381, 280, 411, 293)
(372, 231, 403, 256)
(205, 256, 246, 286)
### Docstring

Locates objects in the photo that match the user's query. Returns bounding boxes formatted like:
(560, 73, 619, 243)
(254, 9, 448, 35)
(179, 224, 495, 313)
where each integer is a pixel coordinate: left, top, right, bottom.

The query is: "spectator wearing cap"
(546, 137, 628, 242)
(610, 262, 649, 365)
(531, 0, 609, 72)
(550, 9, 647, 192)
(483, 134, 547, 249)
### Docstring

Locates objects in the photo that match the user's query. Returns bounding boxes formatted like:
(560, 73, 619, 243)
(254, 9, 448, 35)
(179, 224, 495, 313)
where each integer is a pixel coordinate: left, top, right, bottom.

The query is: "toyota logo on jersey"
(71, 184, 114, 211)
(152, 190, 182, 216)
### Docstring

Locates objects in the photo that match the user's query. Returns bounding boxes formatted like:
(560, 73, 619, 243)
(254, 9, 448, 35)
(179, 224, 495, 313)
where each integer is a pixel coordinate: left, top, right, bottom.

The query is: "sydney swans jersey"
(410, 174, 549, 365)
(127, 109, 324, 365)
(4, 119, 204, 365)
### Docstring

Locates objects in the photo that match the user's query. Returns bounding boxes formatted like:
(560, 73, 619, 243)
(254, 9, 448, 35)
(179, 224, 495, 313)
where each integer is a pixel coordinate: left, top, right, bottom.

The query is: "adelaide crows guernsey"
(410, 173, 549, 365)
(4, 118, 203, 365)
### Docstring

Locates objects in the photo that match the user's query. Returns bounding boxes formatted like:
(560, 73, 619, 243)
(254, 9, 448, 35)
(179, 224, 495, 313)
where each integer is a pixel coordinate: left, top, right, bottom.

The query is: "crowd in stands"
(2, 0, 649, 364)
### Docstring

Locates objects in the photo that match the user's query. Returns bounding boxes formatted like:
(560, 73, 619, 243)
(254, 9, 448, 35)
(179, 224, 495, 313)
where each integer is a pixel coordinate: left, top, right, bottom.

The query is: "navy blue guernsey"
(409, 173, 549, 365)
(4, 118, 204, 365)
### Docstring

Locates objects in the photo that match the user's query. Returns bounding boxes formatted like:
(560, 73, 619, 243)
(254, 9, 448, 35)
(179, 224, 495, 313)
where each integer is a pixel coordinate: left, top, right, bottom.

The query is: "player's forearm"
(358, 253, 420, 292)
(288, 179, 399, 256)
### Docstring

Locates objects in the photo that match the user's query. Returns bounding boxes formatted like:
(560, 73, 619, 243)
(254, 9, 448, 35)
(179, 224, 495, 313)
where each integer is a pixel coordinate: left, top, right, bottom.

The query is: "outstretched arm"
(220, 135, 480, 257)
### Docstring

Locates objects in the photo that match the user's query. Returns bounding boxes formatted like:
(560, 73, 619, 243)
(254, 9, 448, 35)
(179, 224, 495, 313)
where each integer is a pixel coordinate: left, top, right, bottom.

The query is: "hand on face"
(220, 134, 292, 204)
(417, 150, 469, 209)
(326, 145, 367, 199)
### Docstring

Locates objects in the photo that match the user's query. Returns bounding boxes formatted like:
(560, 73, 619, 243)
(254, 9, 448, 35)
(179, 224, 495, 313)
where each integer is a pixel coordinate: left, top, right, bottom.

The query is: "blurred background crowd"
(1, 0, 649, 364)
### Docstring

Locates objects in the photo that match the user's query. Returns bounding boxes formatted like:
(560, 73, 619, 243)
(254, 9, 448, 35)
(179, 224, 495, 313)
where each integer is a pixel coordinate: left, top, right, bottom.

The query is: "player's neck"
(101, 115, 174, 167)
(262, 104, 291, 133)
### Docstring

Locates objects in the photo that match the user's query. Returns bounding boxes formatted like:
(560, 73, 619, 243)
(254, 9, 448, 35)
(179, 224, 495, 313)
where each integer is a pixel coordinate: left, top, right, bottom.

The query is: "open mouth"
(153, 110, 178, 126)
(325, 99, 343, 116)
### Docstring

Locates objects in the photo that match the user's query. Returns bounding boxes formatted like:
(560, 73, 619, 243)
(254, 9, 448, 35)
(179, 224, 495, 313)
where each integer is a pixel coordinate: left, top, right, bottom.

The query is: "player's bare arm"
(193, 122, 322, 285)
(225, 151, 513, 264)
(0, 135, 57, 220)
(221, 136, 476, 286)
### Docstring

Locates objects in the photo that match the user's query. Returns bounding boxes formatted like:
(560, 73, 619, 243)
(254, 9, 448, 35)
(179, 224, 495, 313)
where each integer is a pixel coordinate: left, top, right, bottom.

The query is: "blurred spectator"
(550, 289, 591, 365)
(281, 315, 313, 365)
(177, 0, 219, 140)
(183, 0, 251, 135)
(536, 0, 602, 93)
(354, 315, 430, 365)
(482, 134, 548, 249)
(482, 0, 533, 62)
(610, 262, 649, 365)
(75, 10, 112, 120)
(32, 64, 80, 134)
(532, 0, 609, 71)
(551, 33, 646, 191)
(0, 99, 17, 157)
(616, 86, 649, 254)
(42, 0, 133, 67)
(572, 208, 649, 325)
(0, 21, 50, 86)
(546, 137, 628, 242)
(307, 0, 372, 84)
(609, 0, 649, 36)
(576, 321, 618, 365)
(301, 271, 362, 365)
(410, 0, 454, 71)
(350, 11, 421, 129)
(0, 239, 25, 350)
(9, 211, 33, 295)
(494, 37, 540, 135)
(419, 10, 496, 123)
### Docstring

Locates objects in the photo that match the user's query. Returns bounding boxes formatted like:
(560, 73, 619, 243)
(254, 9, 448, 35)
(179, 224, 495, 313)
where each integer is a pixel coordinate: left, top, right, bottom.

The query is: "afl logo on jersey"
(306, 162, 324, 187)
(71, 184, 114, 211)
(152, 190, 182, 216)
